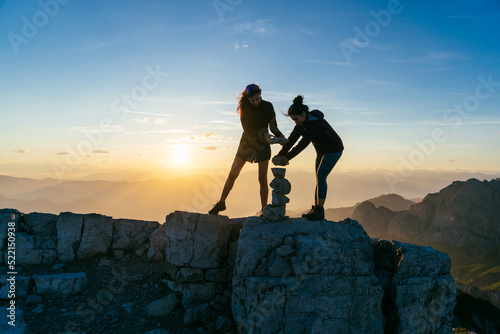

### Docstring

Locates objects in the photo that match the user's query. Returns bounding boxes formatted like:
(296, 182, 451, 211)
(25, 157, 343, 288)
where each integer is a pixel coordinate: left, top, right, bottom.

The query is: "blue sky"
(1, 0, 499, 179)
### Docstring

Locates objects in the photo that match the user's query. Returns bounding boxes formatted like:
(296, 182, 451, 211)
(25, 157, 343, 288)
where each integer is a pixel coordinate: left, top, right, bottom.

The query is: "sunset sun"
(172, 145, 189, 164)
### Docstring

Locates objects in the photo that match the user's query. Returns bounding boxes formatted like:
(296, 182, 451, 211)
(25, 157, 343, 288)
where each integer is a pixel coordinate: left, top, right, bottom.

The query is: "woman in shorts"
(209, 83, 286, 215)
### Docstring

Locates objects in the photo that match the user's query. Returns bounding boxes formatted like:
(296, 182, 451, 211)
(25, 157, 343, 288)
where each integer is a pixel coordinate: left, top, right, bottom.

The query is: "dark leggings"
(315, 151, 343, 202)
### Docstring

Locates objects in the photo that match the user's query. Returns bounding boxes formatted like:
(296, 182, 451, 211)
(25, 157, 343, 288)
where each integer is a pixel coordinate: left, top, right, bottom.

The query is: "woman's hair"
(287, 95, 309, 116)
(237, 83, 262, 115)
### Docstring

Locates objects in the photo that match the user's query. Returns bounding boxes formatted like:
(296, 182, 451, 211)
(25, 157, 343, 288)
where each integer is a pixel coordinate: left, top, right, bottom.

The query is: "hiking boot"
(209, 201, 226, 215)
(302, 205, 316, 218)
(304, 205, 324, 221)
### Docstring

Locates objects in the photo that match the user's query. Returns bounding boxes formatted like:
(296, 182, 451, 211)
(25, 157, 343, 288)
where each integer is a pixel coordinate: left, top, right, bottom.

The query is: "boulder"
(145, 293, 179, 317)
(372, 239, 456, 334)
(262, 204, 286, 221)
(13, 232, 57, 265)
(77, 213, 113, 259)
(165, 211, 232, 269)
(166, 281, 222, 307)
(33, 272, 87, 295)
(112, 218, 159, 251)
(21, 212, 58, 236)
(147, 223, 166, 261)
(232, 217, 385, 333)
(56, 212, 84, 262)
(164, 211, 235, 308)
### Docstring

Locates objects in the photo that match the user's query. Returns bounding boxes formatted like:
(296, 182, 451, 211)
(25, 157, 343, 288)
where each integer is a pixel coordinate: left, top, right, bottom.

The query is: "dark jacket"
(278, 109, 344, 160)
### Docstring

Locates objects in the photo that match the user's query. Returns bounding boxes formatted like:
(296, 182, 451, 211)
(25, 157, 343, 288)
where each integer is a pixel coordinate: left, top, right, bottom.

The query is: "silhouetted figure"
(274, 95, 344, 220)
(209, 84, 286, 215)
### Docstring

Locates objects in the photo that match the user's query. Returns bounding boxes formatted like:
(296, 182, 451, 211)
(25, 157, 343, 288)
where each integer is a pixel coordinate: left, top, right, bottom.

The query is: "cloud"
(135, 117, 149, 124)
(204, 146, 217, 151)
(287, 25, 319, 38)
(449, 13, 500, 19)
(390, 51, 468, 64)
(232, 19, 279, 36)
(363, 80, 400, 87)
(300, 59, 352, 66)
(233, 41, 249, 50)
(125, 111, 171, 117)
(56, 152, 70, 155)
(93, 150, 110, 154)
(192, 133, 224, 141)
(166, 132, 227, 143)
(15, 149, 30, 154)
(154, 118, 168, 126)
(123, 129, 192, 135)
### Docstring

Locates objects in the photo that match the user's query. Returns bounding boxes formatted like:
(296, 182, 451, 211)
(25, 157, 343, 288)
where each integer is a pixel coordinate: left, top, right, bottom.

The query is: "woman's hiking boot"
(209, 201, 226, 215)
(304, 205, 324, 221)
(302, 205, 316, 218)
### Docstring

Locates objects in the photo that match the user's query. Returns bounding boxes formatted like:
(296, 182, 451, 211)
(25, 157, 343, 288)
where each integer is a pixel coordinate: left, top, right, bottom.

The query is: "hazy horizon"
(2, 168, 499, 222)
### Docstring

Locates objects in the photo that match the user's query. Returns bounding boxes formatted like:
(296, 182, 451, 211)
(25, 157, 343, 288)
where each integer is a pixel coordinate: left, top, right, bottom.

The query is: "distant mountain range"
(345, 178, 500, 311)
(2, 174, 499, 304)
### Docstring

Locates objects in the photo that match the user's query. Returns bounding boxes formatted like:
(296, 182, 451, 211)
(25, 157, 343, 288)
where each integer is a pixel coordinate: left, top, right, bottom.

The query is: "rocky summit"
(0, 208, 457, 333)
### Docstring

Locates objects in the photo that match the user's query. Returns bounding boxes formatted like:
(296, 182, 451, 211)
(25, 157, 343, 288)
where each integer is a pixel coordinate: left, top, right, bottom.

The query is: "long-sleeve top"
(278, 109, 343, 160)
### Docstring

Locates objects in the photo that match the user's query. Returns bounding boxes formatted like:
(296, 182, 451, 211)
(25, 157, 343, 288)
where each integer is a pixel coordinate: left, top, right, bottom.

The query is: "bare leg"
(258, 159, 269, 210)
(219, 155, 246, 203)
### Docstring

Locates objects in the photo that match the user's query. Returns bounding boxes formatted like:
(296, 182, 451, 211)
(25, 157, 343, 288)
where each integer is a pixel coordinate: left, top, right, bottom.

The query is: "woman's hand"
(272, 155, 289, 166)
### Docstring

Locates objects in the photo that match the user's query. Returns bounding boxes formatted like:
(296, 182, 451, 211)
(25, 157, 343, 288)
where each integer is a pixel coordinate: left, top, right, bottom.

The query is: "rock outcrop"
(0, 209, 164, 266)
(163, 211, 241, 329)
(231, 216, 455, 333)
(0, 207, 458, 333)
(232, 217, 385, 333)
(112, 218, 159, 258)
(373, 239, 456, 333)
(387, 178, 500, 251)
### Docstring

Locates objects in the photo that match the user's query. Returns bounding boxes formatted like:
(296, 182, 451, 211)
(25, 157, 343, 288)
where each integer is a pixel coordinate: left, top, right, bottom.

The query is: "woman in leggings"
(274, 95, 344, 221)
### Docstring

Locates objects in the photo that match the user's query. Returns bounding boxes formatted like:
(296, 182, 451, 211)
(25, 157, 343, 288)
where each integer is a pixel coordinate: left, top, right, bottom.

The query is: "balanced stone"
(271, 167, 286, 179)
(272, 191, 289, 206)
(262, 204, 286, 221)
(270, 178, 291, 195)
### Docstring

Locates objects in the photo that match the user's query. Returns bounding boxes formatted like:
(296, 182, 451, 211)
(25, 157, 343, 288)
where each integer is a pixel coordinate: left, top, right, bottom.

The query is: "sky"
(1, 0, 500, 181)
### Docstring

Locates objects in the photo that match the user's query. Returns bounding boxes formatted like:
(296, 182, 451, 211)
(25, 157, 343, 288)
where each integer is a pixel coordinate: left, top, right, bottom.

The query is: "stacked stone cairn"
(262, 167, 291, 221)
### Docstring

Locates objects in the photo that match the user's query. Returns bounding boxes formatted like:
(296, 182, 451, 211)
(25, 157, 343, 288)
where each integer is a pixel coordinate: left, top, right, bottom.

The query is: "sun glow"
(172, 145, 189, 164)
